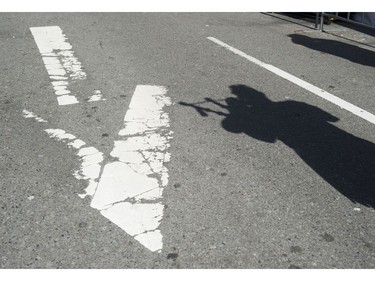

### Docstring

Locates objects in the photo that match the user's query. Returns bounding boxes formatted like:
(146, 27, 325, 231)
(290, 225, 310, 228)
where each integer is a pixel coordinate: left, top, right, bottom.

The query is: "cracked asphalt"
(1, 12, 375, 269)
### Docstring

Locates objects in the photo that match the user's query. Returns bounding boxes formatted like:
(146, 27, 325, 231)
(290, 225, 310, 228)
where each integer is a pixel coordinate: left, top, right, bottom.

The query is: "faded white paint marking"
(135, 230, 163, 253)
(22, 109, 47, 123)
(90, 162, 159, 209)
(22, 85, 173, 253)
(100, 203, 164, 252)
(30, 26, 86, 79)
(88, 90, 106, 102)
(207, 36, 375, 125)
(43, 128, 104, 198)
(30, 26, 86, 105)
(68, 139, 86, 149)
(100, 202, 163, 236)
(22, 110, 103, 198)
(90, 85, 173, 252)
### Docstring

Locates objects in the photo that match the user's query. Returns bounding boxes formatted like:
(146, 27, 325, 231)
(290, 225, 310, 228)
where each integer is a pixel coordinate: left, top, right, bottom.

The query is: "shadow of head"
(229, 84, 269, 105)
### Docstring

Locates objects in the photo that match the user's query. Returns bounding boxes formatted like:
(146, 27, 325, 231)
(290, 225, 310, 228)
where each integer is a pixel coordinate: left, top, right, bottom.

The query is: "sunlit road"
(1, 13, 375, 268)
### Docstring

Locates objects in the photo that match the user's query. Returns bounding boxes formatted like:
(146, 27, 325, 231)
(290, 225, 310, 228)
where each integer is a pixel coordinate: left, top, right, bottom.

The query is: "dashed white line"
(30, 26, 86, 105)
(30, 26, 105, 105)
(22, 109, 48, 123)
(207, 36, 375, 125)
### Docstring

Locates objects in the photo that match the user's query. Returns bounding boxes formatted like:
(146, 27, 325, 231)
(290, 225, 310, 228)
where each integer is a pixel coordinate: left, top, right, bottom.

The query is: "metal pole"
(315, 12, 319, 29)
(320, 12, 324, 31)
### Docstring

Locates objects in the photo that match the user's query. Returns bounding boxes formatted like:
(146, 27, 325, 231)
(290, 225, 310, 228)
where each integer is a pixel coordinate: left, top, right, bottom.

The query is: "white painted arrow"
(23, 85, 173, 253)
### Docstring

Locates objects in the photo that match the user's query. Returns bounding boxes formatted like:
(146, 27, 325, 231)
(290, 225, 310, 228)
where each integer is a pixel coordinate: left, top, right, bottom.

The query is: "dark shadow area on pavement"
(288, 34, 375, 67)
(323, 14, 375, 38)
(179, 84, 375, 208)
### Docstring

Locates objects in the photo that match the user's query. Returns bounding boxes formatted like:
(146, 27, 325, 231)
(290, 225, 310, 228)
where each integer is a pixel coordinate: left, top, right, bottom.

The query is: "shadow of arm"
(179, 101, 228, 117)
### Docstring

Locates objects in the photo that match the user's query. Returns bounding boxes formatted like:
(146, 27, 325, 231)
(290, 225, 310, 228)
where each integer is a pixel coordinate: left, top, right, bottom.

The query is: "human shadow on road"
(288, 34, 375, 67)
(179, 85, 375, 208)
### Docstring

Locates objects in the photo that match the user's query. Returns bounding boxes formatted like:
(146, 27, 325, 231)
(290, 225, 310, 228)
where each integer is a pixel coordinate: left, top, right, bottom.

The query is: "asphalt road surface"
(1, 13, 375, 269)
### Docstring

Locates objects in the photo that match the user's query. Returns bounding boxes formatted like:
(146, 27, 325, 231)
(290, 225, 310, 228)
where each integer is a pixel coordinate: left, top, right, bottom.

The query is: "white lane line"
(90, 85, 173, 253)
(30, 26, 106, 105)
(207, 36, 375, 125)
